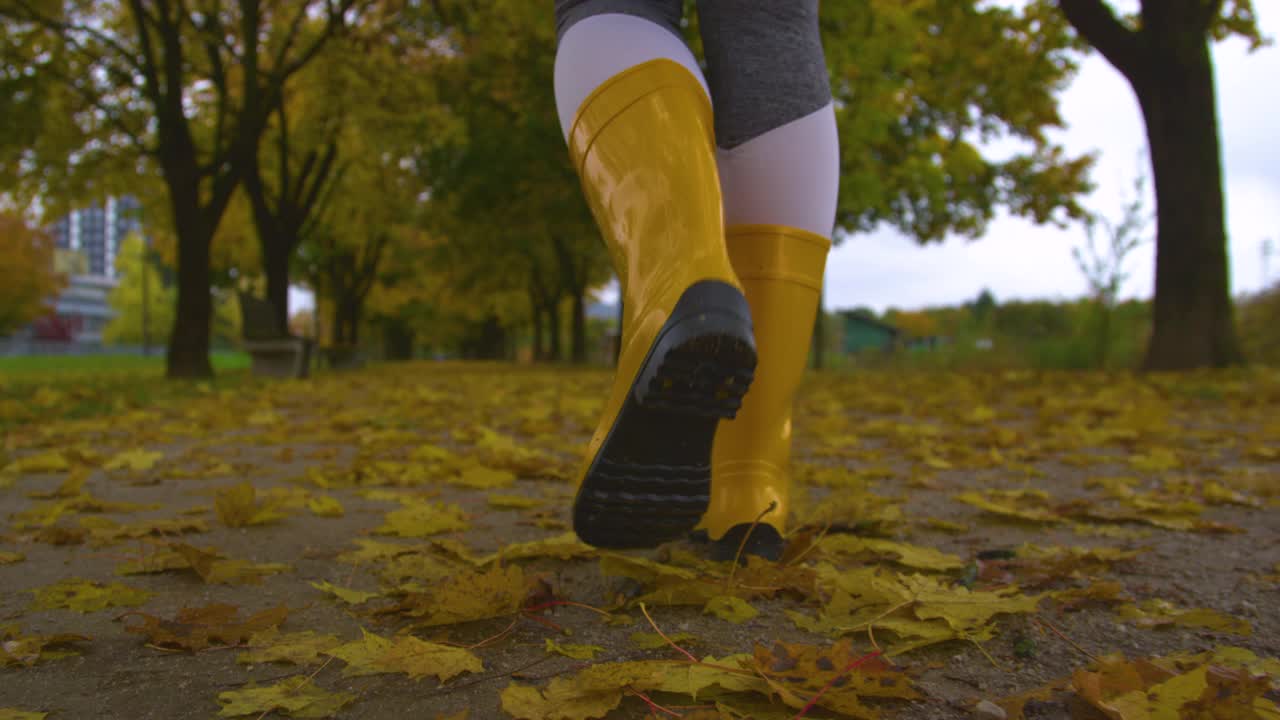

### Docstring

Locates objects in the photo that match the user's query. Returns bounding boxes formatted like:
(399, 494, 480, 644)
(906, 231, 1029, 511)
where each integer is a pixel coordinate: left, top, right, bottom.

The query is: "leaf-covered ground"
(1, 363, 1278, 720)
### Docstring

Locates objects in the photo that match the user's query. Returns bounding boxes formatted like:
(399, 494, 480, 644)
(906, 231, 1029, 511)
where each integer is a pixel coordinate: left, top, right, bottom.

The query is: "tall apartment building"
(12, 197, 147, 346)
(49, 196, 143, 279)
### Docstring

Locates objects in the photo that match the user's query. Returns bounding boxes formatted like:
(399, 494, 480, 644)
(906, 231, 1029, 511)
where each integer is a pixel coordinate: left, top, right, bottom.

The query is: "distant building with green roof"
(839, 311, 900, 354)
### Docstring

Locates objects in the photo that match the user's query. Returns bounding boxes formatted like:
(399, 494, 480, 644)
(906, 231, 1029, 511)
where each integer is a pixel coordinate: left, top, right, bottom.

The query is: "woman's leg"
(696, 0, 839, 560)
(553, 3, 707, 138)
(554, 2, 758, 550)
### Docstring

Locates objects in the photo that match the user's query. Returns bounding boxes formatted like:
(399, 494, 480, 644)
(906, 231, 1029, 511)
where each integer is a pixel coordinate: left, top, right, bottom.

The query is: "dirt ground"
(1, 363, 1277, 719)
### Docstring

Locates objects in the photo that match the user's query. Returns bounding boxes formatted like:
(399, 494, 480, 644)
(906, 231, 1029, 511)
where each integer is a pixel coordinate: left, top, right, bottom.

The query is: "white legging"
(553, 11, 839, 239)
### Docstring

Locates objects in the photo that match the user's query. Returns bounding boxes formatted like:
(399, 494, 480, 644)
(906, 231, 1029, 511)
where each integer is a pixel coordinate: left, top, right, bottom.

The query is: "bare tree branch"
(1057, 0, 1144, 81)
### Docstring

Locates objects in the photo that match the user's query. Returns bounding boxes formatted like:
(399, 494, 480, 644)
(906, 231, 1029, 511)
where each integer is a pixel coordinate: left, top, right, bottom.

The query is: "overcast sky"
(825, 5, 1280, 313)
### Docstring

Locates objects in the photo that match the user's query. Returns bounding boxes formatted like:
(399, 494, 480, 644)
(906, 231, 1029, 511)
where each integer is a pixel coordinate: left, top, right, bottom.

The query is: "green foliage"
(105, 235, 174, 348)
(411, 0, 611, 360)
(839, 296, 1151, 371)
(823, 1, 1094, 242)
(1238, 283, 1280, 366)
(106, 235, 239, 348)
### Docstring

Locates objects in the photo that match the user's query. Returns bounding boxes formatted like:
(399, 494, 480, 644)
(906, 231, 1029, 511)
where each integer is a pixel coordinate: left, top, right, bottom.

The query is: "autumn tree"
(413, 0, 609, 364)
(1051, 0, 1264, 369)
(0, 0, 363, 378)
(296, 124, 420, 351)
(240, 33, 366, 333)
(0, 211, 65, 336)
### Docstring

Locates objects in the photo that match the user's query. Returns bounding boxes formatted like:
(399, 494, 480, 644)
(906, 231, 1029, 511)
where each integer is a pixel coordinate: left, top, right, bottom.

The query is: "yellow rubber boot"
(700, 224, 830, 561)
(567, 59, 757, 549)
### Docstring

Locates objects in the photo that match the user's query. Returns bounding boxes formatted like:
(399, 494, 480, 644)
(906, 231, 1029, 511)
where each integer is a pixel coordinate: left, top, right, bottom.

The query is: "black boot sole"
(573, 281, 756, 549)
(706, 523, 785, 563)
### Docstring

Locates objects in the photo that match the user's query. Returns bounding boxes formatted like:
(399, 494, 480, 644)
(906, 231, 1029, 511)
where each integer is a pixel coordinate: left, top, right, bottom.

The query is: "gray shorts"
(555, 0, 831, 149)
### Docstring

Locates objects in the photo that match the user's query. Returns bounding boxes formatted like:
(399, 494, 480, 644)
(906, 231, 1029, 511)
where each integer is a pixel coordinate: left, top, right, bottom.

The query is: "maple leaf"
(12, 494, 160, 529)
(544, 639, 604, 660)
(103, 449, 163, 472)
(0, 551, 23, 565)
(376, 500, 469, 538)
(1071, 651, 1280, 720)
(336, 538, 416, 565)
(703, 596, 758, 624)
(168, 543, 291, 584)
(237, 629, 342, 666)
(391, 565, 531, 626)
(1117, 600, 1252, 636)
(215, 483, 286, 527)
(80, 516, 209, 546)
(819, 535, 966, 571)
(216, 676, 355, 718)
(306, 496, 344, 517)
(449, 462, 516, 489)
(2, 450, 71, 474)
(630, 631, 698, 650)
(1, 625, 91, 667)
(309, 580, 378, 605)
(500, 661, 671, 720)
(795, 481, 904, 534)
(791, 565, 1040, 655)
(29, 579, 152, 612)
(750, 639, 918, 718)
(477, 532, 595, 565)
(123, 603, 289, 651)
(955, 489, 1065, 524)
(327, 629, 483, 682)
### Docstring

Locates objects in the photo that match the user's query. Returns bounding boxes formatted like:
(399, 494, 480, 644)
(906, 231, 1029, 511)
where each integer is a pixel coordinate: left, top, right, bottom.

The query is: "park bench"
(238, 292, 313, 379)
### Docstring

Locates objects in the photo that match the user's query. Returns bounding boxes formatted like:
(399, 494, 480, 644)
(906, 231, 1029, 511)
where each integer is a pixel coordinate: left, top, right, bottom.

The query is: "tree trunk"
(382, 319, 414, 360)
(547, 300, 562, 362)
(570, 290, 587, 364)
(166, 209, 214, 379)
(1135, 33, 1243, 369)
(263, 238, 292, 333)
(333, 295, 360, 347)
(344, 299, 361, 347)
(531, 305, 545, 362)
(330, 299, 345, 346)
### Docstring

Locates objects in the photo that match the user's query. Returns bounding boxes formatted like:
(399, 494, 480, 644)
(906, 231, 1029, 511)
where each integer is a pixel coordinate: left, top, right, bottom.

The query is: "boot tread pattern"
(574, 281, 756, 550)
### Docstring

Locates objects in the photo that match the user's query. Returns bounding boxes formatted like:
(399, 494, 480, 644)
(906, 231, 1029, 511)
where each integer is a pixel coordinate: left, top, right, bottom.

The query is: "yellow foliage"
(0, 625, 90, 667)
(237, 630, 342, 666)
(376, 501, 470, 538)
(215, 676, 354, 719)
(215, 483, 286, 527)
(327, 629, 483, 682)
(29, 579, 152, 613)
(703, 596, 758, 624)
(544, 639, 604, 660)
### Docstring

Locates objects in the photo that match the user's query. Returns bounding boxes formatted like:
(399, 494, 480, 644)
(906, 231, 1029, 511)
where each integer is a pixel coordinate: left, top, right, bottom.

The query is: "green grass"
(0, 350, 251, 375)
(0, 350, 253, 432)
